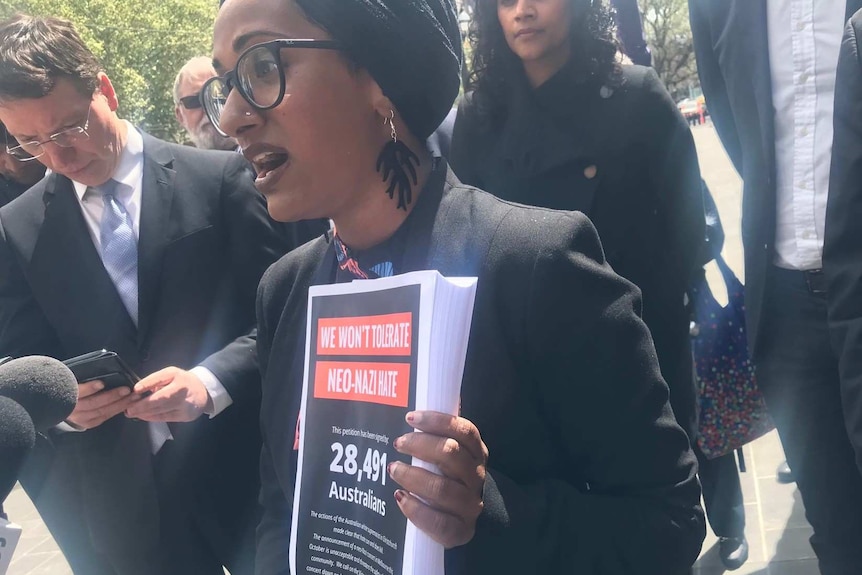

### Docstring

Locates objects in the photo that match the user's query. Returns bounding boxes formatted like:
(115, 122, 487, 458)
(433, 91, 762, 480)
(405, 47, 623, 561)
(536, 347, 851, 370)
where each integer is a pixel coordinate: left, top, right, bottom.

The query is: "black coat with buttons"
(450, 64, 705, 439)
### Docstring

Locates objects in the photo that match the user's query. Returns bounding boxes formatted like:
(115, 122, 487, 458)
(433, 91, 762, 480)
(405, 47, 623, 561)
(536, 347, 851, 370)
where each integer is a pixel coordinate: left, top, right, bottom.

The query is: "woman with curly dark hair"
(452, 0, 702, 441)
(450, 0, 748, 566)
(464, 0, 621, 122)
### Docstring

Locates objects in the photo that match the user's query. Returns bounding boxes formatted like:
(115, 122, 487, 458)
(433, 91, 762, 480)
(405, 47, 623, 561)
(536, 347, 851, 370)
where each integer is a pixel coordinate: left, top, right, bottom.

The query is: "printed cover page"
(291, 282, 421, 575)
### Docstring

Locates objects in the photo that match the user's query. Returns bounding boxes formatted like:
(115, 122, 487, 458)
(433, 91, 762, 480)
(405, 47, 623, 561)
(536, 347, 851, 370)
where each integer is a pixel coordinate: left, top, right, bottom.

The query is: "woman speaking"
(205, 0, 705, 572)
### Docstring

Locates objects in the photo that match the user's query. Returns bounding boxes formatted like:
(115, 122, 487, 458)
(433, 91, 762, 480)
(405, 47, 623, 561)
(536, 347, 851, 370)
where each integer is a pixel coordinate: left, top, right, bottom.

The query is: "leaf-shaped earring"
(376, 109, 420, 211)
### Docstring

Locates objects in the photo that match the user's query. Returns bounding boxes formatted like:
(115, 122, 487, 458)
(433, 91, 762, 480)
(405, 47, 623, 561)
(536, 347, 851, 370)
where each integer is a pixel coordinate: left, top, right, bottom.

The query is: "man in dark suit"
(0, 14, 291, 575)
(825, 7, 862, 489)
(0, 122, 45, 207)
(690, 2, 862, 573)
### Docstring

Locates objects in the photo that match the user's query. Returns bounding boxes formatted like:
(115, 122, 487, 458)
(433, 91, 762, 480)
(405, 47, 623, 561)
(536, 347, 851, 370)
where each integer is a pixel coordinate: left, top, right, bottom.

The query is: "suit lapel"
(401, 162, 448, 273)
(311, 241, 337, 287)
(402, 164, 493, 277)
(0, 177, 24, 207)
(748, 0, 777, 189)
(136, 135, 176, 348)
(28, 175, 137, 351)
(848, 0, 862, 22)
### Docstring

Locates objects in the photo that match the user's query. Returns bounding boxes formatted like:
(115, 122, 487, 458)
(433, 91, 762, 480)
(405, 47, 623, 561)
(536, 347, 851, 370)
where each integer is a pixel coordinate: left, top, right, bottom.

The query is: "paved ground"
(3, 485, 71, 575)
(4, 123, 820, 574)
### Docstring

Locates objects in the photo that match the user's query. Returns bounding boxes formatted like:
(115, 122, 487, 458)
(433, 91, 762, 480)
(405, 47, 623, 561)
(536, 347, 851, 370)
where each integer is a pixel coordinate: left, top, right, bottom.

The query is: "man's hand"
(388, 410, 488, 549)
(66, 380, 138, 430)
(125, 367, 212, 422)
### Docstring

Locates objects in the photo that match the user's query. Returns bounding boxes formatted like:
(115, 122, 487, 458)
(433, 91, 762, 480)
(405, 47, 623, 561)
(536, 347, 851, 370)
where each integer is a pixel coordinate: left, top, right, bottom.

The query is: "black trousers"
(755, 266, 862, 575)
(695, 447, 745, 538)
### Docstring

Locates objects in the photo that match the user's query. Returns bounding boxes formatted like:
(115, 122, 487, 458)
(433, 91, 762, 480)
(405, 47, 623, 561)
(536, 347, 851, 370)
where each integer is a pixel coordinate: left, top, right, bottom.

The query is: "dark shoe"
(719, 536, 749, 570)
(776, 460, 795, 484)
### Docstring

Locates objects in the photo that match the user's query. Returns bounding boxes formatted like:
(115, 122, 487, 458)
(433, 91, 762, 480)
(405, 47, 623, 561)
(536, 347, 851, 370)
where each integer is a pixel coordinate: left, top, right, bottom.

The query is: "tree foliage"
(639, 0, 698, 101)
(0, 0, 217, 142)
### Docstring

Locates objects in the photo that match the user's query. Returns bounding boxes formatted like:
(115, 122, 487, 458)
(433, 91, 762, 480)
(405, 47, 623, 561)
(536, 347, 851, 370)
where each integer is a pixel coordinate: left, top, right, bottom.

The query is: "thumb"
(133, 366, 177, 394)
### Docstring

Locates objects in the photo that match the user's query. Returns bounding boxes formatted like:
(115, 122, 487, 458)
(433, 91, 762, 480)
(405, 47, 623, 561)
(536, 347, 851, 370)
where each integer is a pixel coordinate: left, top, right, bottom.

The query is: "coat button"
(599, 86, 614, 99)
(584, 165, 598, 179)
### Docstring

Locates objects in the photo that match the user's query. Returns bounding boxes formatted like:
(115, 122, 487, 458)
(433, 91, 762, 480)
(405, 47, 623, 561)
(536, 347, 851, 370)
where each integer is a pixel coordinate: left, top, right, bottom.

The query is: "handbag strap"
(712, 252, 744, 295)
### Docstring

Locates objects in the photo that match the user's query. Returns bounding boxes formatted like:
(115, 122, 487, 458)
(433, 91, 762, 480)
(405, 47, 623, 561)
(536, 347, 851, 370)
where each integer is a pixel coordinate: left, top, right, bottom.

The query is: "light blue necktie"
(96, 181, 171, 453)
(98, 180, 138, 326)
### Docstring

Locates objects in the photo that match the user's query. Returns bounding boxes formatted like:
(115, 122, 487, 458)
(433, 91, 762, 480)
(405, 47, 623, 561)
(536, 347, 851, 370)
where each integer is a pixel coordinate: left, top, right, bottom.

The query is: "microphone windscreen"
(0, 396, 35, 505)
(0, 356, 77, 431)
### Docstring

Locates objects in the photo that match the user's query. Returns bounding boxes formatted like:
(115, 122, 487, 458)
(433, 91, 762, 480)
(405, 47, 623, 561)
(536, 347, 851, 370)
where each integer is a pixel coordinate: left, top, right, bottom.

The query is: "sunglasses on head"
(179, 94, 203, 110)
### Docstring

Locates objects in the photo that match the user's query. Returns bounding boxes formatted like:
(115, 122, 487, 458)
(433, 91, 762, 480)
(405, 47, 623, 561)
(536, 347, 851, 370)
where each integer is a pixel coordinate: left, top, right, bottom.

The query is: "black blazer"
(449, 65, 705, 439)
(824, 9, 862, 472)
(254, 165, 705, 575)
(689, 0, 862, 357)
(0, 134, 287, 569)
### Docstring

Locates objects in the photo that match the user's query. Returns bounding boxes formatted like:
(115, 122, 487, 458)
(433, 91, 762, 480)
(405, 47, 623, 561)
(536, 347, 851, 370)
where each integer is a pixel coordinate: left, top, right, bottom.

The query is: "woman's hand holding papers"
(388, 410, 488, 549)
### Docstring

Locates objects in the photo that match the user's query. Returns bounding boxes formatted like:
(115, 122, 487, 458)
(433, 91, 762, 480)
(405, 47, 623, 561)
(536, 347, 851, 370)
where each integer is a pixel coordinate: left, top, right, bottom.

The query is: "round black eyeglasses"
(201, 39, 342, 136)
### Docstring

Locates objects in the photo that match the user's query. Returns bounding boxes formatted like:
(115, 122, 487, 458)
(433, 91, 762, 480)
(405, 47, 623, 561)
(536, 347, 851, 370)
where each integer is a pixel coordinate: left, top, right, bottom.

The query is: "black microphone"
(0, 396, 35, 509)
(0, 356, 76, 571)
(0, 397, 33, 571)
(0, 356, 77, 432)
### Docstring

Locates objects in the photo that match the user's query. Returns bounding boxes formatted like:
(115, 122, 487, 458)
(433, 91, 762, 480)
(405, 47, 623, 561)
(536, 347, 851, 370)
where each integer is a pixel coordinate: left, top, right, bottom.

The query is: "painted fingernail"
(394, 436, 405, 450)
(394, 489, 406, 503)
(405, 411, 417, 424)
(388, 462, 397, 476)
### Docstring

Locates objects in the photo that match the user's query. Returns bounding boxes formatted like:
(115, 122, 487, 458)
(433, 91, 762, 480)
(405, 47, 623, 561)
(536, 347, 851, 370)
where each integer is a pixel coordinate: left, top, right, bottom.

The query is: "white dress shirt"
(62, 123, 233, 450)
(767, 0, 845, 270)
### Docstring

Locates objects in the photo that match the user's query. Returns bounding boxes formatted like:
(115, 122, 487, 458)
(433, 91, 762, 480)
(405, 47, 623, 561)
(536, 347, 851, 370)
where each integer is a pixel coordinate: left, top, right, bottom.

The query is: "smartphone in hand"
(63, 350, 140, 390)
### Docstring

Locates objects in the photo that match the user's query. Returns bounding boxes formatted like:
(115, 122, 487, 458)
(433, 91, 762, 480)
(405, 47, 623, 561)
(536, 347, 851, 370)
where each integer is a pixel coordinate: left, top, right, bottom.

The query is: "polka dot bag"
(690, 254, 774, 459)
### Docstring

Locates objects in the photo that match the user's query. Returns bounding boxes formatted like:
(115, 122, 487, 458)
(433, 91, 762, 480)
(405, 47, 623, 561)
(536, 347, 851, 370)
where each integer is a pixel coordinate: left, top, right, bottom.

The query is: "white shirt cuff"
(191, 366, 233, 418)
(55, 421, 85, 433)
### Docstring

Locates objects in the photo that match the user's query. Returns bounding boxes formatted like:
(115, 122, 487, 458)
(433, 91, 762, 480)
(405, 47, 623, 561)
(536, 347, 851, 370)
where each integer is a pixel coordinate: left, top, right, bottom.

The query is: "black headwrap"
(295, 0, 462, 141)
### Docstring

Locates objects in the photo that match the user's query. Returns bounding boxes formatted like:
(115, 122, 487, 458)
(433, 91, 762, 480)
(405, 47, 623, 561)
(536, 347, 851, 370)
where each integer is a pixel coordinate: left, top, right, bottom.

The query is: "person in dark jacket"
(203, 0, 705, 573)
(611, 0, 651, 66)
(0, 14, 293, 574)
(0, 122, 45, 207)
(451, 0, 704, 446)
(449, 0, 748, 568)
(826, 8, 862, 482)
(691, 2, 862, 573)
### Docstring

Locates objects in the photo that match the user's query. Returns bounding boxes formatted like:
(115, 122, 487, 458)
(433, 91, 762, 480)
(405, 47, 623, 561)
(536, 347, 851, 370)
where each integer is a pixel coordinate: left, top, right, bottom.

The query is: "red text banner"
(316, 312, 412, 356)
(314, 361, 411, 407)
